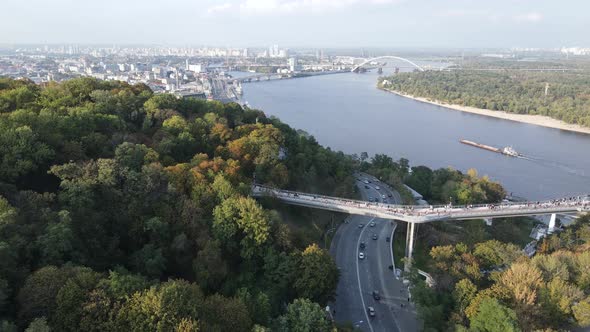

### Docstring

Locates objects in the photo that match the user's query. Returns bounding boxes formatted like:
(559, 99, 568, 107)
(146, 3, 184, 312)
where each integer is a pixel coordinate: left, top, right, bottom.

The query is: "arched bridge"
(252, 184, 589, 223)
(351, 56, 425, 73)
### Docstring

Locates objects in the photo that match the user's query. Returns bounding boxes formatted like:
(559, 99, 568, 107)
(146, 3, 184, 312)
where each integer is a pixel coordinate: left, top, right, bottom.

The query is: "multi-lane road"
(330, 174, 418, 331)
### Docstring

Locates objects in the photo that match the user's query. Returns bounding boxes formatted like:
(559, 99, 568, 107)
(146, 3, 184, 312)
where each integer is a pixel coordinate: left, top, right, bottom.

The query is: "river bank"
(382, 89, 590, 135)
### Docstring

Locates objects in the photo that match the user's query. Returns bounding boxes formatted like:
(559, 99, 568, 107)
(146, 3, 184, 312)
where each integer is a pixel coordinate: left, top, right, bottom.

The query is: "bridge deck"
(252, 185, 589, 223)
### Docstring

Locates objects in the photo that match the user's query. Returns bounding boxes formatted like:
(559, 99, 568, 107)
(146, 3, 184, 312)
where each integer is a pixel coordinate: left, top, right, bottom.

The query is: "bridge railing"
(252, 184, 590, 220)
(252, 184, 589, 211)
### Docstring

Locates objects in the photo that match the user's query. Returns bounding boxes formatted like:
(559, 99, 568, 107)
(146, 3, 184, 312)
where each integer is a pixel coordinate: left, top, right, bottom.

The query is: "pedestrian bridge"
(251, 184, 590, 223)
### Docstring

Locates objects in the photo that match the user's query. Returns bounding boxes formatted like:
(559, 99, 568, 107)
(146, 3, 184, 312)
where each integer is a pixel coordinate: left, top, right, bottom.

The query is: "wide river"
(240, 71, 590, 200)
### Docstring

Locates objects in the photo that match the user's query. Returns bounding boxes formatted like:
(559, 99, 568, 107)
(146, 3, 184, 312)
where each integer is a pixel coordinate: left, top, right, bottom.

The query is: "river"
(240, 71, 590, 200)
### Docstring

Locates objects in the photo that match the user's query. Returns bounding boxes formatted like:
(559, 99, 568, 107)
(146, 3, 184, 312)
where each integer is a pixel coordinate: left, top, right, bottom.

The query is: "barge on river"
(460, 139, 519, 157)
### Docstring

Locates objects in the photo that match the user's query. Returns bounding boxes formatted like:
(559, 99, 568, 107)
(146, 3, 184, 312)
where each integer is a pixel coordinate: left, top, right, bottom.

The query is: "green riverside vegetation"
(379, 61, 590, 127)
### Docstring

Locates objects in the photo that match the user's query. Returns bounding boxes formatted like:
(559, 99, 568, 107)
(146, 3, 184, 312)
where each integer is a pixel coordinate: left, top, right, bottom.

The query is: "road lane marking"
(356, 217, 375, 332)
(389, 223, 398, 279)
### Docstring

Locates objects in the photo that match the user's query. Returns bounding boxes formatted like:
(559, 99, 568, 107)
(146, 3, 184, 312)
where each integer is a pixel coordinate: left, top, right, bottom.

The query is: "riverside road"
(330, 175, 418, 332)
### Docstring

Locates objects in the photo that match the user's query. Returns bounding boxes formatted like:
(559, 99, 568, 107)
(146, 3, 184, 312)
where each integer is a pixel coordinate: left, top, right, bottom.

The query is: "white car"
(358, 252, 365, 259)
(382, 194, 386, 199)
(375, 186, 380, 190)
(370, 221, 376, 227)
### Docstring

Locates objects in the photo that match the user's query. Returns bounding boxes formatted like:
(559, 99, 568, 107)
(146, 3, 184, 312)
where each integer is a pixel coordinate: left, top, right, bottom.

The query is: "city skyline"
(2, 0, 589, 48)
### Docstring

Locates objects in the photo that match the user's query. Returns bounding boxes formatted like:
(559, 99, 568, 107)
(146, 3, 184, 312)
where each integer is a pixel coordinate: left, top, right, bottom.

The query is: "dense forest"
(1, 75, 583, 332)
(412, 214, 590, 331)
(379, 68, 590, 127)
(0, 77, 357, 331)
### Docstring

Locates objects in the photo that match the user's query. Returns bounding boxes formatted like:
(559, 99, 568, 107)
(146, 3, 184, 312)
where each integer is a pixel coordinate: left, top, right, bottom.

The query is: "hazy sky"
(2, 0, 589, 48)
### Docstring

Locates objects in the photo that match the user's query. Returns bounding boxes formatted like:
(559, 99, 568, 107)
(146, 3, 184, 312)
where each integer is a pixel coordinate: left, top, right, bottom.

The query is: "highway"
(330, 174, 418, 331)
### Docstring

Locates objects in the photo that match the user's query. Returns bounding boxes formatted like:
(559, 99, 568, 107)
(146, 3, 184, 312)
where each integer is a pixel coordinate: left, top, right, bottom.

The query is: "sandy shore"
(383, 89, 590, 135)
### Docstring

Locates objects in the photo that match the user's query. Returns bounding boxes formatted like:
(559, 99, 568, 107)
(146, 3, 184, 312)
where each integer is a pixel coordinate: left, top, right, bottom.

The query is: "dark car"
(364, 185, 370, 189)
(360, 242, 366, 249)
(372, 291, 381, 301)
(386, 236, 391, 242)
(388, 193, 393, 197)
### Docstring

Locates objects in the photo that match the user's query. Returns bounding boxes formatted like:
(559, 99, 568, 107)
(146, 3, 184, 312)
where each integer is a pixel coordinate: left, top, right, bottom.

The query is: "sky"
(2, 0, 589, 48)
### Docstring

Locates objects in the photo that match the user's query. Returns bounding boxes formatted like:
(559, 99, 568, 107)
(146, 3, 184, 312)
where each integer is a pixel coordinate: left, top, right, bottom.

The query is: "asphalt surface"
(330, 174, 418, 332)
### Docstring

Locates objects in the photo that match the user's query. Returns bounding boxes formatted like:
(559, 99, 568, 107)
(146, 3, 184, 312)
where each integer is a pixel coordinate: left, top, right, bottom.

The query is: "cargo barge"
(460, 139, 519, 157)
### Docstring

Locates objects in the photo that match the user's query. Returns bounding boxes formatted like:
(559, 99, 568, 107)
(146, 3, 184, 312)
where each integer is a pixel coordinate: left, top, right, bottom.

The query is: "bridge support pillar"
(548, 213, 557, 234)
(404, 222, 417, 272)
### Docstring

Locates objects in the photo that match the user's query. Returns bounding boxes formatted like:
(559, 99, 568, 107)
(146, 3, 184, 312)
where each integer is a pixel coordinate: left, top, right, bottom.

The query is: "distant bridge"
(252, 184, 589, 270)
(228, 70, 349, 84)
(351, 56, 425, 73)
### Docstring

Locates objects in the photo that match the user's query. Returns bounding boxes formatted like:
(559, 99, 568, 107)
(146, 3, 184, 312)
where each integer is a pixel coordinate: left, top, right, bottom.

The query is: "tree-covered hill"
(412, 215, 590, 332)
(0, 77, 352, 331)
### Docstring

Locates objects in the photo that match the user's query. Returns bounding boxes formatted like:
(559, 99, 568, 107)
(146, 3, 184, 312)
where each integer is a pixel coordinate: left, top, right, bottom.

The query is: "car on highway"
(369, 221, 376, 227)
(364, 185, 370, 189)
(372, 234, 378, 240)
(358, 252, 365, 259)
(364, 180, 370, 184)
(372, 291, 381, 301)
(374, 198, 379, 202)
(388, 193, 393, 197)
(367, 306, 375, 317)
(358, 223, 364, 228)
(368, 196, 373, 201)
(360, 242, 366, 249)
(386, 236, 390, 242)
(375, 186, 380, 190)
(382, 194, 386, 199)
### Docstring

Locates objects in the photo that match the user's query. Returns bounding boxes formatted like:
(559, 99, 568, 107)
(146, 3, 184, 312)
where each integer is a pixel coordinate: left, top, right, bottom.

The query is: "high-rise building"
(188, 64, 203, 73)
(288, 57, 299, 72)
